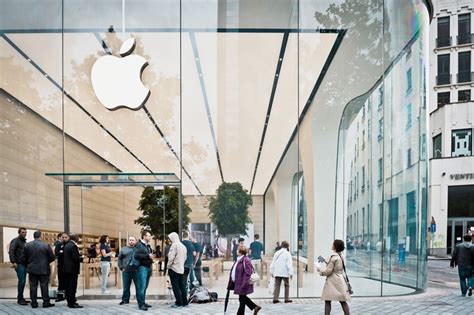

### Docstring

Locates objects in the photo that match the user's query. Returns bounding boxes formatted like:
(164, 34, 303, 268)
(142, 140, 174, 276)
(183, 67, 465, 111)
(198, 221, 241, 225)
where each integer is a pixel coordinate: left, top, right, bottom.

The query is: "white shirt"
(231, 255, 244, 282)
(270, 248, 294, 277)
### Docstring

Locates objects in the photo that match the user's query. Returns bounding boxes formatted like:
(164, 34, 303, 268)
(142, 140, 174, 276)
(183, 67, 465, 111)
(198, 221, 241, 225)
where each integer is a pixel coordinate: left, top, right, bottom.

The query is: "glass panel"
(433, 134, 442, 158)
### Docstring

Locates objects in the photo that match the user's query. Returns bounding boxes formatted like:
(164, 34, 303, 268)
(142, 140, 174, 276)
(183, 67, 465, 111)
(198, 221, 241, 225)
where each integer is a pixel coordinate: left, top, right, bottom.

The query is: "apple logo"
(91, 37, 150, 110)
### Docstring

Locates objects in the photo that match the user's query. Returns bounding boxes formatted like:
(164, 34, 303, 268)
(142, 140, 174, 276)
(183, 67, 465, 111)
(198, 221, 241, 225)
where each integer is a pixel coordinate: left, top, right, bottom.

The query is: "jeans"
(15, 264, 26, 301)
(29, 274, 50, 305)
(237, 295, 257, 315)
(458, 265, 473, 295)
(169, 269, 188, 306)
(122, 271, 138, 303)
(136, 266, 151, 307)
(100, 261, 111, 293)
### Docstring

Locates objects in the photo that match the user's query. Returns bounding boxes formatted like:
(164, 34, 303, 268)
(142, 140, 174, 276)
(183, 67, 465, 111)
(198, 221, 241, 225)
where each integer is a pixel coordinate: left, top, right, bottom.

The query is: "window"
(437, 92, 450, 106)
(437, 54, 450, 85)
(378, 158, 383, 183)
(451, 129, 472, 157)
(458, 13, 471, 45)
(378, 118, 383, 141)
(458, 52, 471, 83)
(406, 103, 412, 130)
(437, 16, 450, 47)
(433, 134, 442, 158)
(407, 148, 412, 168)
(458, 90, 471, 102)
(406, 68, 412, 94)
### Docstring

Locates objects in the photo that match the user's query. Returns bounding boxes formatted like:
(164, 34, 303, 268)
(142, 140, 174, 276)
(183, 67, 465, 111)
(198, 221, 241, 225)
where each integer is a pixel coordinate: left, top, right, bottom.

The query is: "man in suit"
(63, 233, 83, 308)
(54, 232, 69, 302)
(23, 230, 55, 308)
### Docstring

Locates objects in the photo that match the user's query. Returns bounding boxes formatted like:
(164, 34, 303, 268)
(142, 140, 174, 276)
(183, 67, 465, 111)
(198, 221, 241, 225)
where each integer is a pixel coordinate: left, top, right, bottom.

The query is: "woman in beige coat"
(316, 239, 350, 315)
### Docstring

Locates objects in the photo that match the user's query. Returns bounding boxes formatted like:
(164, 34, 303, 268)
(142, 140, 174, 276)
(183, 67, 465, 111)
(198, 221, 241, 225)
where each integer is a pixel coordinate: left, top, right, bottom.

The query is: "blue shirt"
(249, 241, 263, 260)
(182, 240, 195, 268)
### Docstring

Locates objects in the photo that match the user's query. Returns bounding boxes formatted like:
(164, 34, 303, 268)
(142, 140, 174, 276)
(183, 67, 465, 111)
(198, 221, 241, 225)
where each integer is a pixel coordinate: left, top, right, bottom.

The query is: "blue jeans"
(458, 265, 473, 295)
(136, 266, 151, 307)
(15, 264, 26, 300)
(122, 271, 138, 303)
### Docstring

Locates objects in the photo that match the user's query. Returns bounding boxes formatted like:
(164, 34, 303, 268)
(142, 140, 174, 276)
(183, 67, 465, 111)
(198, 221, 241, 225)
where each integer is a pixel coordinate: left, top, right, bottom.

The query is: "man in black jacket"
(23, 230, 55, 308)
(63, 233, 83, 308)
(54, 232, 69, 302)
(135, 230, 155, 311)
(8, 227, 28, 305)
(450, 234, 474, 296)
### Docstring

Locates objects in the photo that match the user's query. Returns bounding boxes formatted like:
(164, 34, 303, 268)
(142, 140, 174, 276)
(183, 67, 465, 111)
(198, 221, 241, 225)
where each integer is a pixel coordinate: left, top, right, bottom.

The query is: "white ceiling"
(1, 31, 339, 195)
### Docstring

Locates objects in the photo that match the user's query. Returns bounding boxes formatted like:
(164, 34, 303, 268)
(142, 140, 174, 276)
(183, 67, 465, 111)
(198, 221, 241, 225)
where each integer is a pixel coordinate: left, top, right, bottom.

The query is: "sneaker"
(102, 290, 111, 295)
(145, 303, 152, 308)
(469, 288, 472, 297)
(139, 305, 148, 311)
(254, 305, 262, 314)
(284, 299, 293, 303)
(119, 301, 129, 305)
(272, 300, 280, 304)
(43, 303, 55, 308)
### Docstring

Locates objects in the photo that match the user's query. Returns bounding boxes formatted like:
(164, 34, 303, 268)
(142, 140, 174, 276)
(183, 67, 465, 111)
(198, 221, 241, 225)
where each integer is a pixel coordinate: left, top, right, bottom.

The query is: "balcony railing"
(457, 71, 474, 84)
(436, 73, 451, 85)
(436, 36, 452, 48)
(457, 33, 473, 45)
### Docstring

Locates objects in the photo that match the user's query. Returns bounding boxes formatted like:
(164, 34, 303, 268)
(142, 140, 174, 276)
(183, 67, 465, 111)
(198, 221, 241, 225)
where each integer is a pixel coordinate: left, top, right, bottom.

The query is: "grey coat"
(24, 240, 55, 275)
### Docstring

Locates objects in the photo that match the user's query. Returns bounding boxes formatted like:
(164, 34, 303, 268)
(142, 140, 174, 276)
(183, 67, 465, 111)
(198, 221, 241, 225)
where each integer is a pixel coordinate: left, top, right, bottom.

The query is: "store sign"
(91, 37, 150, 111)
(450, 173, 474, 180)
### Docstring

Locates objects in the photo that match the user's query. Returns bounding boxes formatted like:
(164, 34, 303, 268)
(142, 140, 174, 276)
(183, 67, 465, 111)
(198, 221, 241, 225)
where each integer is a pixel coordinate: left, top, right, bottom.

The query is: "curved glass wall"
(1, 0, 430, 299)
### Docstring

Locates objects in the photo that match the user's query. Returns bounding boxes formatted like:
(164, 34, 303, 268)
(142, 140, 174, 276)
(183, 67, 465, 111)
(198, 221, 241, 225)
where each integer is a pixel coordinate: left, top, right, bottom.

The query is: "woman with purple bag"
(227, 245, 262, 315)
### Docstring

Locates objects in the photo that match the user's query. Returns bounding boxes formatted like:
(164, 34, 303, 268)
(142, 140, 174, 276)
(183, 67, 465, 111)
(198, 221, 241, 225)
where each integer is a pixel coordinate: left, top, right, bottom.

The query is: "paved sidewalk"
(0, 288, 473, 314)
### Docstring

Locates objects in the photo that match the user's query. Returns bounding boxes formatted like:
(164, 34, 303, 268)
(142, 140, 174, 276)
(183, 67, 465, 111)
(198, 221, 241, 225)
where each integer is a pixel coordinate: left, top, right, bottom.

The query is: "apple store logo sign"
(91, 37, 150, 111)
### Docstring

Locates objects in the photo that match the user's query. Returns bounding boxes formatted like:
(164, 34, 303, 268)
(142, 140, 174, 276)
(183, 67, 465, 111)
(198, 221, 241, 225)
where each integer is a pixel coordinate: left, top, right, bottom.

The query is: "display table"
(83, 260, 121, 289)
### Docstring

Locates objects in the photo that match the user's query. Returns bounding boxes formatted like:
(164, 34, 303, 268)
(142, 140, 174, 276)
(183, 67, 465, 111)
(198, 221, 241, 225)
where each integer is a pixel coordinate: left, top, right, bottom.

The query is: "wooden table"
(83, 260, 122, 289)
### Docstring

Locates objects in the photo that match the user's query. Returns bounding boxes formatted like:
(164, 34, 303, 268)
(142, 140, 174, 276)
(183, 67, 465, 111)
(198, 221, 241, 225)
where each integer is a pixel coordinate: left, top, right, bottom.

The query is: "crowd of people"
(8, 227, 352, 314)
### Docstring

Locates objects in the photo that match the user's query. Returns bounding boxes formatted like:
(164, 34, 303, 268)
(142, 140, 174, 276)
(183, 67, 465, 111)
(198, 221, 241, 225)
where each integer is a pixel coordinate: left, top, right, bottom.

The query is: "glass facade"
(1, 0, 430, 299)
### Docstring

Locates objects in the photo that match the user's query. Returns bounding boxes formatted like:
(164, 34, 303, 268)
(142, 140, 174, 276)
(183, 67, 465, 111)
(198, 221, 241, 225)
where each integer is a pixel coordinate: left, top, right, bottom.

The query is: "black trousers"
(64, 273, 78, 307)
(57, 267, 65, 294)
(29, 274, 50, 305)
(169, 269, 188, 306)
(238, 295, 257, 315)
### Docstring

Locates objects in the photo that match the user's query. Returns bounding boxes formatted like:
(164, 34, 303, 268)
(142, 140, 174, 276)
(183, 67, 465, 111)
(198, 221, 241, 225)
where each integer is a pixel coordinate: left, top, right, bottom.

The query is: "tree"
(208, 182, 253, 259)
(135, 187, 191, 244)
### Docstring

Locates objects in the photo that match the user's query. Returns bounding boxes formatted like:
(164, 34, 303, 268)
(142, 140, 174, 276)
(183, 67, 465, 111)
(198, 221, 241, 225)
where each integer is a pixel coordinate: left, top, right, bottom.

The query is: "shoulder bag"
(338, 253, 353, 295)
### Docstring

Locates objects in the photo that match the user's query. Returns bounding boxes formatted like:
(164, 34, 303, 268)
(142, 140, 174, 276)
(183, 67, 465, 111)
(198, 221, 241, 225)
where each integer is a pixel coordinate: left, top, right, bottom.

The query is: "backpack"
(189, 286, 214, 303)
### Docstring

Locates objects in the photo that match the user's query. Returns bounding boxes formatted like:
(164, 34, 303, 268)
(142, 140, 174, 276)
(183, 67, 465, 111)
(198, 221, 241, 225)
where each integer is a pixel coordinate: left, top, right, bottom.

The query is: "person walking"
(63, 233, 83, 309)
(23, 230, 56, 308)
(99, 235, 115, 294)
(249, 234, 264, 284)
(227, 245, 262, 315)
(270, 240, 293, 303)
(135, 230, 154, 311)
(167, 232, 188, 308)
(118, 236, 139, 305)
(181, 231, 196, 288)
(8, 227, 29, 306)
(450, 234, 474, 296)
(232, 239, 238, 262)
(54, 232, 69, 302)
(191, 237, 203, 287)
(316, 239, 350, 315)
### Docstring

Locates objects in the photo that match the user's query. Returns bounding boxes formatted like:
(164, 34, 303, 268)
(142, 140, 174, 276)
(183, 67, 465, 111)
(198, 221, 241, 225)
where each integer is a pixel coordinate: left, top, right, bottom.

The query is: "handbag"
(338, 253, 353, 295)
(243, 257, 260, 284)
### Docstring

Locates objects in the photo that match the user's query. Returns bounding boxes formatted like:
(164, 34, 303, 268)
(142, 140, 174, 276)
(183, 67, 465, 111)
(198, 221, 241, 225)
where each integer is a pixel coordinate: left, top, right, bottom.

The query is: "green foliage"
(135, 186, 191, 239)
(208, 182, 253, 237)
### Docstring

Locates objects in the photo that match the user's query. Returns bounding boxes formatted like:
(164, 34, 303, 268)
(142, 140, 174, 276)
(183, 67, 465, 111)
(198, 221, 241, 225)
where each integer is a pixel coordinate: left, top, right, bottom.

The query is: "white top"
(231, 255, 244, 282)
(167, 232, 187, 274)
(270, 248, 294, 277)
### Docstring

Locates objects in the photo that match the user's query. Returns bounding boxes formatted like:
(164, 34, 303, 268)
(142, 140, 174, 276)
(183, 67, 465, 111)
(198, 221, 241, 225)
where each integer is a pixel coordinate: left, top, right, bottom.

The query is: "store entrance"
(45, 173, 181, 298)
(447, 218, 474, 254)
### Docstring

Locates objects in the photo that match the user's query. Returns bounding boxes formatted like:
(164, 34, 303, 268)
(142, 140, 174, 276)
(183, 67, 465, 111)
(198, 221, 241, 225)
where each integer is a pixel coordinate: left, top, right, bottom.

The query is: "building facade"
(429, 0, 474, 255)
